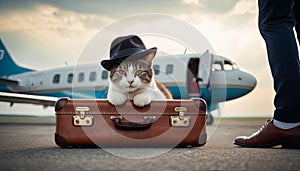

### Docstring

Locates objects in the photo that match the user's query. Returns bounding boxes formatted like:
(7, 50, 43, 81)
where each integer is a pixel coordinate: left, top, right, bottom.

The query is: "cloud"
(1, 0, 233, 17)
(182, 0, 239, 14)
(6, 0, 185, 18)
(0, 0, 39, 12)
(228, 0, 257, 16)
(182, 0, 202, 6)
(0, 4, 114, 40)
(0, 4, 115, 68)
(177, 0, 260, 62)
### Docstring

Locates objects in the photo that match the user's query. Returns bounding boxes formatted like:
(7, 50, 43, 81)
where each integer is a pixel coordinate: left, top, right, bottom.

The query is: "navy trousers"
(259, 0, 300, 123)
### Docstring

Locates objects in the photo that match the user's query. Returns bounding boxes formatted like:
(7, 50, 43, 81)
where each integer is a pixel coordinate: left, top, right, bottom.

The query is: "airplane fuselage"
(1, 54, 257, 112)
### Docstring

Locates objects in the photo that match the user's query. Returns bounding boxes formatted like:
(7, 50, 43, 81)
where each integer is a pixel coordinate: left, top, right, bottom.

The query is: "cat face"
(109, 54, 154, 92)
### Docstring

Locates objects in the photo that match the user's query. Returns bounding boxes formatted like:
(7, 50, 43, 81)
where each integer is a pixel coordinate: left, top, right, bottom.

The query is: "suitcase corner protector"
(54, 132, 68, 147)
(55, 98, 69, 112)
(191, 98, 207, 111)
(193, 132, 207, 147)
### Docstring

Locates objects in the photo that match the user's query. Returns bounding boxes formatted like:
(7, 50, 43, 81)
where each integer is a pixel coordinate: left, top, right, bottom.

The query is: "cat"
(107, 53, 172, 107)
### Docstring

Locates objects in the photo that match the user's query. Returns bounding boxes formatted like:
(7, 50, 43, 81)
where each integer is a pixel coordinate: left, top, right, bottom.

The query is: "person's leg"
(233, 0, 300, 148)
(259, 0, 300, 123)
(293, 0, 300, 43)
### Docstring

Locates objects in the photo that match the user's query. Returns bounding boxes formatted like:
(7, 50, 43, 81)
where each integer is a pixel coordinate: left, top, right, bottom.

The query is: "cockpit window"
(212, 60, 239, 71)
(213, 61, 222, 71)
(224, 60, 238, 70)
(232, 62, 239, 70)
(223, 60, 232, 70)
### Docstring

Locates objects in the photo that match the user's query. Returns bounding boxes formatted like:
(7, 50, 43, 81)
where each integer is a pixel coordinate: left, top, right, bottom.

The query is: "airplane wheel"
(206, 113, 214, 125)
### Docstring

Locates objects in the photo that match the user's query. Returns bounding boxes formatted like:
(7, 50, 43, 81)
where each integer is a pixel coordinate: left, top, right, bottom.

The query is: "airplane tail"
(0, 39, 32, 77)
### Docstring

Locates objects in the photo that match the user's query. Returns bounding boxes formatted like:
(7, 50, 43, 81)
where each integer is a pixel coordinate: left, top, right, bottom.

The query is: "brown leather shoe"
(234, 119, 300, 149)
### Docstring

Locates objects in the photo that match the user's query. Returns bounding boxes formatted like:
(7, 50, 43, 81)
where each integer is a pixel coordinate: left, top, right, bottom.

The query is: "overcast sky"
(1, 0, 294, 117)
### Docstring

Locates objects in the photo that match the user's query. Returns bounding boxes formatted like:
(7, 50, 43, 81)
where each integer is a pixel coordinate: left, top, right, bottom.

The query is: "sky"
(1, 0, 295, 117)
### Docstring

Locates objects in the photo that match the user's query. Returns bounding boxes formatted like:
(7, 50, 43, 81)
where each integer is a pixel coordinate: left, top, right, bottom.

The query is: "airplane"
(0, 39, 257, 124)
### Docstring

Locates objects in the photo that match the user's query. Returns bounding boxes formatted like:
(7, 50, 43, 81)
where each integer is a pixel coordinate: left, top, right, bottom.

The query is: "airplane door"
(199, 51, 214, 87)
(187, 58, 201, 97)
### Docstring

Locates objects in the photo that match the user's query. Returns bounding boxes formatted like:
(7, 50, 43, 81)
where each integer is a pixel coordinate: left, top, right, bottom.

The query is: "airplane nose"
(231, 71, 257, 100)
(245, 72, 257, 90)
(249, 73, 257, 89)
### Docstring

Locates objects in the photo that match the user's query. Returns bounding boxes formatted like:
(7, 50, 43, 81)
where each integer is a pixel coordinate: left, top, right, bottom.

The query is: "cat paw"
(108, 94, 127, 106)
(133, 94, 151, 107)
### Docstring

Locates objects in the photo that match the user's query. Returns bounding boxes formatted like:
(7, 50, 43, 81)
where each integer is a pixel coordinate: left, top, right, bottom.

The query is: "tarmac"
(0, 115, 299, 171)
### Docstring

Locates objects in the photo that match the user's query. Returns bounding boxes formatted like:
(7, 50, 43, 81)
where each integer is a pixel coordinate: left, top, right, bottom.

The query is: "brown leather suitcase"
(55, 98, 207, 148)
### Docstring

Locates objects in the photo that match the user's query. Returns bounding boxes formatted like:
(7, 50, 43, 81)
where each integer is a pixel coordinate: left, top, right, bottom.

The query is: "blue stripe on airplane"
(27, 86, 252, 104)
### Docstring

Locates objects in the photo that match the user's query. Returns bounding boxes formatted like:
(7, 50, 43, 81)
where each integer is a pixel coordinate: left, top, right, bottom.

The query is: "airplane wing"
(0, 92, 58, 107)
(0, 77, 57, 107)
(0, 78, 19, 86)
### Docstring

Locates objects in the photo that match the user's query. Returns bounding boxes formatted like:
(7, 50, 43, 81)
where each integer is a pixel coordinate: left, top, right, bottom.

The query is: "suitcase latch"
(171, 107, 190, 127)
(73, 107, 93, 126)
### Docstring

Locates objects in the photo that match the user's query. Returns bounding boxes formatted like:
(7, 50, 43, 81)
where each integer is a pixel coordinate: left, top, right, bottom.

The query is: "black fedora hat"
(101, 35, 157, 70)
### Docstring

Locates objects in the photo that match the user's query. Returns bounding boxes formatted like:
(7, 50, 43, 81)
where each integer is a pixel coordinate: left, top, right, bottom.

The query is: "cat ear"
(143, 51, 155, 63)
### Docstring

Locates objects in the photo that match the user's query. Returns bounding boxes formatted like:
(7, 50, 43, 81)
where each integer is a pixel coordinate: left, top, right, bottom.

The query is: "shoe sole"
(234, 140, 300, 149)
(282, 141, 300, 149)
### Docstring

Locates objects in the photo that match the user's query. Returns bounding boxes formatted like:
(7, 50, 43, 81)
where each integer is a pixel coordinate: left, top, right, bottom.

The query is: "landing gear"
(206, 112, 214, 125)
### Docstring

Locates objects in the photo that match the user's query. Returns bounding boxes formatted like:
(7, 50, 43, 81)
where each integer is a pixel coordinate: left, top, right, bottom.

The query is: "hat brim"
(101, 47, 157, 71)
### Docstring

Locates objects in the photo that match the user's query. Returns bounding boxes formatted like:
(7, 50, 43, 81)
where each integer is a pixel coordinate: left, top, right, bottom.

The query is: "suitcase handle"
(111, 116, 154, 131)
